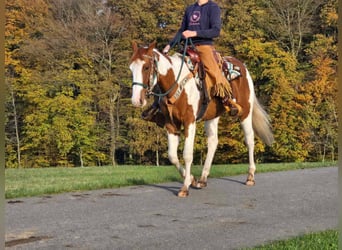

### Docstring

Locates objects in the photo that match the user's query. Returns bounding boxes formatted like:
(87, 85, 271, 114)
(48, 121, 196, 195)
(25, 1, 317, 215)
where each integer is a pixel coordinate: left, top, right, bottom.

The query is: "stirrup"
(228, 104, 240, 116)
(142, 105, 159, 121)
(222, 98, 242, 116)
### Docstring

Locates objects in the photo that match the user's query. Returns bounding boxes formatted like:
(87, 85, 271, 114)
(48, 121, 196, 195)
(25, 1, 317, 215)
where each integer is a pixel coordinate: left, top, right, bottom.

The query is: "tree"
(47, 0, 130, 166)
(5, 0, 50, 167)
(219, 0, 266, 54)
(236, 38, 312, 162)
(261, 0, 321, 58)
(300, 34, 337, 161)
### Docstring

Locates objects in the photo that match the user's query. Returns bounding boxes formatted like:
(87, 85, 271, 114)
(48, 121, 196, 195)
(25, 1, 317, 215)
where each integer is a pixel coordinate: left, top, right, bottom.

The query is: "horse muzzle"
(131, 87, 147, 107)
(131, 98, 147, 108)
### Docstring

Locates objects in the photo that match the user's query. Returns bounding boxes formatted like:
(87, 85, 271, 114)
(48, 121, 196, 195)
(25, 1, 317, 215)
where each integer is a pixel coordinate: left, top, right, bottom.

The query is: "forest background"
(5, 0, 337, 168)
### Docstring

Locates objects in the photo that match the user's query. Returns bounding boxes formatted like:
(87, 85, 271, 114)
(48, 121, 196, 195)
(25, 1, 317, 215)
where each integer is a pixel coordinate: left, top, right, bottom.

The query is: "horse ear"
(150, 41, 157, 48)
(147, 41, 157, 54)
(132, 41, 138, 52)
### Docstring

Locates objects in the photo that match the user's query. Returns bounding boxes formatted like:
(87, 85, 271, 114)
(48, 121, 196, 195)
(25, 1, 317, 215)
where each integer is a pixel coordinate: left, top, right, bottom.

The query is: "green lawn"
(5, 162, 335, 199)
(243, 229, 338, 250)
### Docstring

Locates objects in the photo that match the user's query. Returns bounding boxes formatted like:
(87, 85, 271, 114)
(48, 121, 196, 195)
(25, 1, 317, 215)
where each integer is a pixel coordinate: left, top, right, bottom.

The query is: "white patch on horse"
(130, 59, 146, 107)
(246, 70, 255, 106)
(184, 81, 200, 116)
(153, 50, 172, 76)
(182, 122, 196, 188)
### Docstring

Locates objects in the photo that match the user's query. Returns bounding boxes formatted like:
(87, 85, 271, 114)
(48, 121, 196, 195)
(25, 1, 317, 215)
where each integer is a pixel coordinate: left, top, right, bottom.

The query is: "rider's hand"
(163, 44, 170, 54)
(182, 30, 197, 38)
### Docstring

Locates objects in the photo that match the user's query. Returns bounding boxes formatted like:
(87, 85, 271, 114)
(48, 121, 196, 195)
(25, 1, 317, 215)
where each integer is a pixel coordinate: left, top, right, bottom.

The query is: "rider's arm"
(196, 4, 221, 39)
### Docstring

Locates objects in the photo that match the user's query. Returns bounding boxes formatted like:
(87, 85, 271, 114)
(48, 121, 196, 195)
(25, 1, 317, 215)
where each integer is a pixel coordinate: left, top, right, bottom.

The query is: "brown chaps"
(195, 45, 232, 98)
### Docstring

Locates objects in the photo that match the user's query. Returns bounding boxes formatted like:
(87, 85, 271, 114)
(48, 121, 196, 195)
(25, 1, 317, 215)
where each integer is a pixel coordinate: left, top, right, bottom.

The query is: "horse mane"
(172, 52, 183, 58)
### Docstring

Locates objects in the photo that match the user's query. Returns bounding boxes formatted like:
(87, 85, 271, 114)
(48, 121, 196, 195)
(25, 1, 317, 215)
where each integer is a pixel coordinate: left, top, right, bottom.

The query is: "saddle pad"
(223, 60, 241, 81)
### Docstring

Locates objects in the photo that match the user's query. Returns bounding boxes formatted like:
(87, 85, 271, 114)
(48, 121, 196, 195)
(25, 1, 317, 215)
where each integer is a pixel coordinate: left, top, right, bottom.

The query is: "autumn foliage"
(5, 0, 337, 167)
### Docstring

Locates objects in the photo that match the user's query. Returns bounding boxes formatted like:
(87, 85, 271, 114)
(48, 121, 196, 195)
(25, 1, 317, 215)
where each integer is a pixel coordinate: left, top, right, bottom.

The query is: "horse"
(129, 41, 274, 197)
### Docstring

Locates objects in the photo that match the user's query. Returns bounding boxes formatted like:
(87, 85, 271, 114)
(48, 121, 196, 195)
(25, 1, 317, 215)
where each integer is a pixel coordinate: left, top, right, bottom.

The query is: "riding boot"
(142, 99, 159, 121)
(141, 99, 165, 128)
(222, 97, 242, 116)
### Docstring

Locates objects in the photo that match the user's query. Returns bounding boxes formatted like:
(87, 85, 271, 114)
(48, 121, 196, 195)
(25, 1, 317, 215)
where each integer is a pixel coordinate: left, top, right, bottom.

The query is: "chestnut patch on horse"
(161, 92, 195, 138)
(226, 57, 251, 121)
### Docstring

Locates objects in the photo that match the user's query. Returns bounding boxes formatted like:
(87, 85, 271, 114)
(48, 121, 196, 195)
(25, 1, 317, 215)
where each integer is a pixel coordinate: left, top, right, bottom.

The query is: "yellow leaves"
(237, 38, 298, 75)
(52, 116, 73, 155)
(295, 93, 313, 104)
(320, 0, 337, 27)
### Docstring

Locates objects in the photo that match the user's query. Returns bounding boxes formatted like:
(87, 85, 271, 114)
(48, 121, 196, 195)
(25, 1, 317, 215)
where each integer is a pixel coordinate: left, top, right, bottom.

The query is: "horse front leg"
(197, 118, 219, 188)
(167, 133, 185, 178)
(178, 123, 197, 197)
(241, 117, 256, 186)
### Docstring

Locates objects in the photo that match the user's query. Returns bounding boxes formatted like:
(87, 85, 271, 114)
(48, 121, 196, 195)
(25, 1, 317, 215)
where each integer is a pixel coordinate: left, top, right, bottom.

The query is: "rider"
(142, 0, 241, 123)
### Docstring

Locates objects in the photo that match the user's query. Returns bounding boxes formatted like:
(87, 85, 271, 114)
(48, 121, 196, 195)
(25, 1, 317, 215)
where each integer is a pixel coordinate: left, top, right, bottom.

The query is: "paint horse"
(129, 41, 273, 197)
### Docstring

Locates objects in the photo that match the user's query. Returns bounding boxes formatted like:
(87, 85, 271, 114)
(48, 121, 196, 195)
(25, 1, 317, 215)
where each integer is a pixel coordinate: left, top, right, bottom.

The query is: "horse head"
(129, 41, 158, 107)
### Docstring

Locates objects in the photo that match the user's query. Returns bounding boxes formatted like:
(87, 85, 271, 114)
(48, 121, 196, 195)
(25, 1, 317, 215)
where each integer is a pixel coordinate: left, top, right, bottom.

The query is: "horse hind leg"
(241, 116, 256, 186)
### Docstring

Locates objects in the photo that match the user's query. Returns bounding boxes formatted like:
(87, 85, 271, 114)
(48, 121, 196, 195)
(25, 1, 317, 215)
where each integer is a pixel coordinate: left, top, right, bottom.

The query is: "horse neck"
(156, 52, 191, 95)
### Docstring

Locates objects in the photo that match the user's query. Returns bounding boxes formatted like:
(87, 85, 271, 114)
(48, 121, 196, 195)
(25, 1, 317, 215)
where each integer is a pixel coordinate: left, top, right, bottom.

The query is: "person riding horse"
(143, 0, 241, 125)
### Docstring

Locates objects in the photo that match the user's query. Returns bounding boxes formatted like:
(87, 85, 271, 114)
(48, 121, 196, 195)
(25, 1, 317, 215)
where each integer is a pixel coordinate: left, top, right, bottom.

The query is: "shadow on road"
(217, 177, 246, 185)
(147, 184, 181, 196)
(147, 177, 246, 196)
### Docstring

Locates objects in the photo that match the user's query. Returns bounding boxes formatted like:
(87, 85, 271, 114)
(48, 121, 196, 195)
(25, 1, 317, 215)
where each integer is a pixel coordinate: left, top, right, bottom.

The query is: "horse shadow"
(147, 177, 245, 196)
(147, 183, 182, 196)
(125, 178, 180, 196)
(218, 177, 246, 185)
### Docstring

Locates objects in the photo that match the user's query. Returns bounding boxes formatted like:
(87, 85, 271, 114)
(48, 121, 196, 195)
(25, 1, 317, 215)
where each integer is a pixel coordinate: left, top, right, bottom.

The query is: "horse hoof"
(245, 173, 255, 186)
(196, 176, 207, 188)
(245, 179, 255, 186)
(197, 181, 207, 188)
(178, 190, 189, 197)
(190, 176, 199, 188)
(190, 178, 205, 189)
(178, 186, 189, 197)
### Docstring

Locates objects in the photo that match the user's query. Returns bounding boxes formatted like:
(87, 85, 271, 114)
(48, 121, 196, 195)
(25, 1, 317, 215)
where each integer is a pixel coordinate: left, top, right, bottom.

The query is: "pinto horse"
(129, 41, 273, 197)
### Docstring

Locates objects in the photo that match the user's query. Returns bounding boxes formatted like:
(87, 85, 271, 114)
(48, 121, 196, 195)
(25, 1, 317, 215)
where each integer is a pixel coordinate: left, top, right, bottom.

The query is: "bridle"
(132, 53, 161, 97)
(132, 39, 191, 98)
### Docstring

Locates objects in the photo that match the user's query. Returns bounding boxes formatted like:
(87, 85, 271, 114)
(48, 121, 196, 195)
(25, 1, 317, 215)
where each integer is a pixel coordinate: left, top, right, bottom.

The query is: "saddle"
(183, 47, 243, 120)
(185, 47, 241, 81)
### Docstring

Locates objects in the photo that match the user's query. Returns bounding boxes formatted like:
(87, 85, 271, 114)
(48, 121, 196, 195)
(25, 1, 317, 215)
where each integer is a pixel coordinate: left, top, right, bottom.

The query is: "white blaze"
(129, 60, 147, 107)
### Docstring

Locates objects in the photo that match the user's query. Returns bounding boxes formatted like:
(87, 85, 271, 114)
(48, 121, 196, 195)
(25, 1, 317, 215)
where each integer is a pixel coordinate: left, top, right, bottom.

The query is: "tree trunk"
(79, 148, 84, 167)
(109, 96, 116, 166)
(10, 87, 21, 168)
(156, 148, 159, 167)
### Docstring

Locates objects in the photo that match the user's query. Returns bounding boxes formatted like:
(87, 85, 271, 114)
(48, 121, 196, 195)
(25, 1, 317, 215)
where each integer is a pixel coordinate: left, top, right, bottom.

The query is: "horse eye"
(143, 65, 150, 71)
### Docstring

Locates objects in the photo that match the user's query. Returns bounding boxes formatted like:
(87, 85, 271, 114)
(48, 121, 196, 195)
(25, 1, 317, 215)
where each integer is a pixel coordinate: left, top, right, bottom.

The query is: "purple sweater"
(170, 1, 221, 46)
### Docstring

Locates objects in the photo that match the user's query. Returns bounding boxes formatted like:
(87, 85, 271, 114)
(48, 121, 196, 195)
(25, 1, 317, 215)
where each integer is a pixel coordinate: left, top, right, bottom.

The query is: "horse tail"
(251, 96, 274, 146)
(245, 68, 274, 146)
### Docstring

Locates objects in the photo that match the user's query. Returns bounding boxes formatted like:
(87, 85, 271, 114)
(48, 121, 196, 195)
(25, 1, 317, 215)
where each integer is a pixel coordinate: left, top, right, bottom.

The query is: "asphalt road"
(5, 167, 338, 250)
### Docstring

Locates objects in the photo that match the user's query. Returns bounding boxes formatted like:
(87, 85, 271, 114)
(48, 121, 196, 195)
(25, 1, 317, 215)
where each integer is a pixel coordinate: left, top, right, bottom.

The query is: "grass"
(5, 161, 336, 199)
(242, 229, 338, 250)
